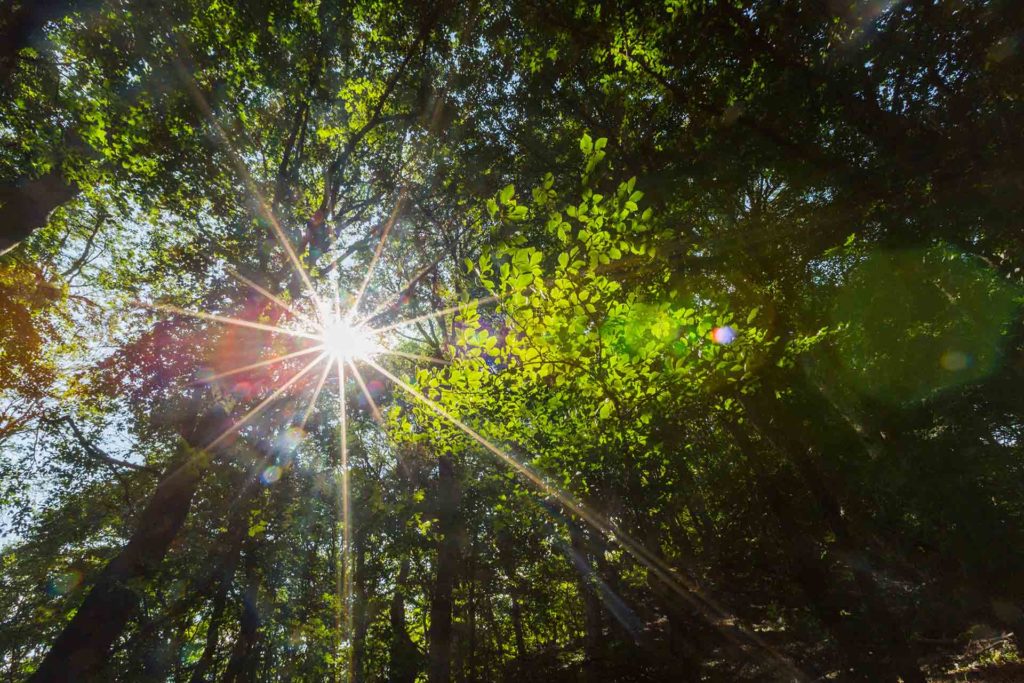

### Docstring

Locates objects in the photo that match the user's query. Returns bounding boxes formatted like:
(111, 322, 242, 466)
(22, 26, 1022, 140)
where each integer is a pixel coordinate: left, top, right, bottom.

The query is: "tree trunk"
(389, 560, 419, 683)
(351, 528, 370, 683)
(567, 522, 604, 683)
(510, 595, 526, 663)
(189, 506, 250, 683)
(482, 592, 503, 670)
(0, 169, 80, 255)
(220, 539, 263, 683)
(27, 408, 226, 683)
(466, 546, 478, 681)
(0, 0, 77, 88)
(496, 535, 526, 664)
(428, 453, 460, 683)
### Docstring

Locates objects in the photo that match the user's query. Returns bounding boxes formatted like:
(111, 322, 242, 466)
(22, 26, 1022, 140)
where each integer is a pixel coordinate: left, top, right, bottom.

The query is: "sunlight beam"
(367, 358, 611, 534)
(352, 258, 440, 328)
(172, 56, 321, 311)
(334, 356, 353, 679)
(199, 345, 324, 384)
(343, 189, 408, 315)
(299, 353, 334, 429)
(378, 350, 449, 366)
(371, 295, 499, 335)
(145, 302, 322, 342)
(348, 359, 383, 424)
(365, 358, 804, 680)
(225, 265, 318, 327)
(206, 352, 328, 451)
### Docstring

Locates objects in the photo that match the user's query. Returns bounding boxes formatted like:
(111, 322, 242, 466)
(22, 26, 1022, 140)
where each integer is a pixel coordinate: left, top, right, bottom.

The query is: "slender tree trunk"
(221, 539, 263, 683)
(482, 593, 503, 669)
(189, 506, 250, 683)
(389, 560, 419, 683)
(496, 537, 526, 664)
(170, 615, 192, 682)
(428, 453, 460, 683)
(187, 568, 232, 683)
(567, 522, 604, 683)
(28, 408, 226, 683)
(0, 169, 80, 255)
(510, 595, 526, 664)
(351, 528, 370, 683)
(466, 548, 478, 681)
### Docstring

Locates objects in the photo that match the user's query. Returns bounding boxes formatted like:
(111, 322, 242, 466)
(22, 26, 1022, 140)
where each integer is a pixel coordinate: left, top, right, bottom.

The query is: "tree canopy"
(1, 1, 1023, 681)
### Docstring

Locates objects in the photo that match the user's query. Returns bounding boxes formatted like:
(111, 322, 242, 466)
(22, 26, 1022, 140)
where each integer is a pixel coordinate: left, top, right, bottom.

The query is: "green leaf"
(515, 273, 534, 289)
(500, 184, 515, 204)
(580, 133, 593, 154)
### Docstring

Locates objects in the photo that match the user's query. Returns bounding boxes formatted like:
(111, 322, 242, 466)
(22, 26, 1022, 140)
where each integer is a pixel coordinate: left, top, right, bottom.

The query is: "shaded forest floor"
(506, 630, 1024, 681)
(923, 632, 1023, 682)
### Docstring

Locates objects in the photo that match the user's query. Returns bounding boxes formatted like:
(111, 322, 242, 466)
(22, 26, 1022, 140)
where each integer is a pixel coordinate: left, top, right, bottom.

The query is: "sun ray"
(371, 295, 500, 335)
(206, 352, 328, 451)
(364, 358, 803, 679)
(225, 265, 318, 327)
(347, 359, 383, 423)
(299, 353, 334, 429)
(334, 356, 352, 680)
(225, 390, 313, 511)
(172, 56, 321, 310)
(377, 349, 449, 366)
(367, 358, 609, 531)
(145, 302, 322, 342)
(199, 345, 324, 384)
(348, 189, 408, 315)
(352, 258, 440, 327)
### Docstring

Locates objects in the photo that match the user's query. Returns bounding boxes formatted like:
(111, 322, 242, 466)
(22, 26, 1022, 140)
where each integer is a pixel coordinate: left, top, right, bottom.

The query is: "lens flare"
(711, 325, 737, 344)
(260, 465, 282, 485)
(940, 350, 970, 371)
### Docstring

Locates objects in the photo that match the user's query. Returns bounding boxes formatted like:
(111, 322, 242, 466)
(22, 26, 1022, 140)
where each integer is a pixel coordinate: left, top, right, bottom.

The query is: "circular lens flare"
(320, 318, 378, 361)
(711, 325, 737, 345)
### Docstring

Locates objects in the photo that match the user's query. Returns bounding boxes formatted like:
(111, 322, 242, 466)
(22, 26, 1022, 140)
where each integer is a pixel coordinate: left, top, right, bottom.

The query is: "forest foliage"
(1, 1, 1023, 681)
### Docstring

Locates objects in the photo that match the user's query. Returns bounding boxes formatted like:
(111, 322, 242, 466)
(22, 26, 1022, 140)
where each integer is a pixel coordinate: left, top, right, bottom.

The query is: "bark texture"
(29, 409, 226, 683)
(0, 170, 79, 255)
(427, 453, 459, 683)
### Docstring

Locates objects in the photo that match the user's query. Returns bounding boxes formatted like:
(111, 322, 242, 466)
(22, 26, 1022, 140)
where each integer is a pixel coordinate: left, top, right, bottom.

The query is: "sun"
(319, 317, 379, 362)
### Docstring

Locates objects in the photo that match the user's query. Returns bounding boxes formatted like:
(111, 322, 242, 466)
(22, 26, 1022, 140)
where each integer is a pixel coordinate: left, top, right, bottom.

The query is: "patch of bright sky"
(0, 198, 203, 547)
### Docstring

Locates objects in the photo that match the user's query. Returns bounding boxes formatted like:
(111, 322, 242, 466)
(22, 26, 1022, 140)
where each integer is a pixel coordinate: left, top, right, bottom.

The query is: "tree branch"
(60, 416, 159, 475)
